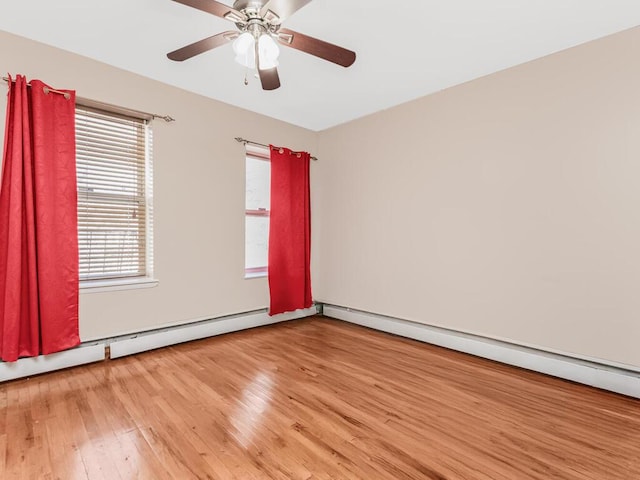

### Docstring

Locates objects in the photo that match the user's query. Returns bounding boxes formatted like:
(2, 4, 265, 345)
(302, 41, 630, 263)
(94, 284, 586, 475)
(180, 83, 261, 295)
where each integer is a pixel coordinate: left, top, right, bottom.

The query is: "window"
(245, 145, 270, 278)
(75, 105, 154, 287)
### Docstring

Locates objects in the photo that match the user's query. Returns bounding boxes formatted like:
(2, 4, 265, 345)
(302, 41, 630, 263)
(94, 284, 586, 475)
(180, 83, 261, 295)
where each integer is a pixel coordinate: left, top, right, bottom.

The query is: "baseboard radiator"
(323, 304, 640, 399)
(0, 306, 319, 383)
(3, 303, 638, 400)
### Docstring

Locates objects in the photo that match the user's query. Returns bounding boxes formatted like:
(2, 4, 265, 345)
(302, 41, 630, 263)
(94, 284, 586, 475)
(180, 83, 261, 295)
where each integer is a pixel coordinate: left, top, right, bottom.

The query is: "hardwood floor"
(0, 316, 638, 479)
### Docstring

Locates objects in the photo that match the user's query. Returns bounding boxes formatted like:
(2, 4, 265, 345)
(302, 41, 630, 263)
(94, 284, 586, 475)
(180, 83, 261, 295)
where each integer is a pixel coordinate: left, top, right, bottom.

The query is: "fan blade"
(260, 0, 312, 23)
(259, 67, 281, 90)
(278, 28, 355, 67)
(171, 0, 247, 23)
(167, 31, 238, 61)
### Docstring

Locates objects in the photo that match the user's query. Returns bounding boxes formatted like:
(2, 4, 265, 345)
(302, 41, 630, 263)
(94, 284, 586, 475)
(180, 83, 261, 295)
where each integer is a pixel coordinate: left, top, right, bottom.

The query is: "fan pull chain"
(244, 68, 249, 86)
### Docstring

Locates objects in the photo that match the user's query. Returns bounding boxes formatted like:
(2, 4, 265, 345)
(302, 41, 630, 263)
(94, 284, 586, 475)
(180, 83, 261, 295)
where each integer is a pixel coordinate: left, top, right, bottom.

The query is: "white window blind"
(75, 105, 153, 282)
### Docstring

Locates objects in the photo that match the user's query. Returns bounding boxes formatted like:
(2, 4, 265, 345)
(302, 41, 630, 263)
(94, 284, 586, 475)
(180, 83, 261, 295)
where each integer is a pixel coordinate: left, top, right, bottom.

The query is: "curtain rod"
(235, 137, 318, 161)
(2, 76, 71, 99)
(2, 77, 175, 123)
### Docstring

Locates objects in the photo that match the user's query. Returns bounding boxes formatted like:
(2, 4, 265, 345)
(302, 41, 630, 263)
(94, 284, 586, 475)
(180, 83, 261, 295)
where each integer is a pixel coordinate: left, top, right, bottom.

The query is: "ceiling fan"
(167, 0, 356, 90)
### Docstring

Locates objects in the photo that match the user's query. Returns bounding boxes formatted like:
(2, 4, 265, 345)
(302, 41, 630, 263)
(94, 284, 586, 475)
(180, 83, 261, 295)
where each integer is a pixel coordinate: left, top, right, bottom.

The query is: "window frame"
(75, 103, 157, 293)
(245, 146, 271, 279)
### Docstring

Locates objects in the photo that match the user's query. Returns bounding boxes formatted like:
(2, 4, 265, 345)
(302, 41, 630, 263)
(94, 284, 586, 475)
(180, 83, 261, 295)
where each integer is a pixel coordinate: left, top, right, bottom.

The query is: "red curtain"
(268, 146, 312, 316)
(0, 75, 80, 362)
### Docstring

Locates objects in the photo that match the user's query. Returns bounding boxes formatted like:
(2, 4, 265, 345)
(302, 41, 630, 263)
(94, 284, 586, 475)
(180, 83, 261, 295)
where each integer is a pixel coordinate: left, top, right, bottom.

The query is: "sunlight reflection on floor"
(229, 371, 275, 449)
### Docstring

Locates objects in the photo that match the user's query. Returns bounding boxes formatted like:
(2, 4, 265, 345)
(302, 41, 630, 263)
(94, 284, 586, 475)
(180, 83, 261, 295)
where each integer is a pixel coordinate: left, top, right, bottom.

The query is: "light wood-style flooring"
(1, 316, 639, 479)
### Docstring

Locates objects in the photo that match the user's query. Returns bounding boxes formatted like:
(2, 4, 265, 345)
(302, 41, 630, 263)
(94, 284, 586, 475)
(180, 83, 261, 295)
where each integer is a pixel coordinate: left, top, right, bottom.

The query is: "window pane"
(245, 215, 269, 270)
(246, 156, 270, 211)
(77, 195, 146, 280)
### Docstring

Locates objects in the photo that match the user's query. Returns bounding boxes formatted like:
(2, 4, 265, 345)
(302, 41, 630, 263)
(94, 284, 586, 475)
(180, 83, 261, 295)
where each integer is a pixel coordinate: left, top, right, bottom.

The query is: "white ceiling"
(0, 1, 639, 131)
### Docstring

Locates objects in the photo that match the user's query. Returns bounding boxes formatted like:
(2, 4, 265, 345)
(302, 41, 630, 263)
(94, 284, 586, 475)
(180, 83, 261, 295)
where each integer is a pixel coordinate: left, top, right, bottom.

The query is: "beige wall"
(0, 31, 317, 340)
(317, 27, 640, 369)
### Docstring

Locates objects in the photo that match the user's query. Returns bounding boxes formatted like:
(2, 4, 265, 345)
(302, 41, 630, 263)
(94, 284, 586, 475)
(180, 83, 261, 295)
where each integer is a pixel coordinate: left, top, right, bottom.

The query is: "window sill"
(80, 277, 159, 294)
(245, 271, 267, 279)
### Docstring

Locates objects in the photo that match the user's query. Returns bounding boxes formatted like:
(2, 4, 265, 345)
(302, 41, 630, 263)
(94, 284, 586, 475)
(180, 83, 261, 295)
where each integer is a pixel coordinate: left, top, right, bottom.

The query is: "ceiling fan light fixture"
(233, 31, 256, 68)
(258, 33, 280, 69)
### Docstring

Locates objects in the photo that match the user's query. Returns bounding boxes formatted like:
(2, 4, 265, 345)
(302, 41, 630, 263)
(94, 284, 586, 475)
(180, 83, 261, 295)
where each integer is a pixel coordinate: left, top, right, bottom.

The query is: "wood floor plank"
(0, 316, 639, 479)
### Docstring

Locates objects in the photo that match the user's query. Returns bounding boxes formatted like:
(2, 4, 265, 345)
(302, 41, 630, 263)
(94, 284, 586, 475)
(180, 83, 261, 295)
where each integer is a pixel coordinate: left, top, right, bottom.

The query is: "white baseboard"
(109, 306, 318, 359)
(0, 344, 106, 383)
(323, 305, 640, 399)
(0, 306, 318, 382)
